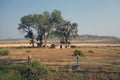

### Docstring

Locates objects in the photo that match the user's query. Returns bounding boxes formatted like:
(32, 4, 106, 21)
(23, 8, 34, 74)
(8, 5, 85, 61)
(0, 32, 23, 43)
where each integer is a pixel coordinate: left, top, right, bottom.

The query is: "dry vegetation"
(0, 39, 120, 47)
(0, 40, 120, 69)
(0, 40, 120, 79)
(0, 45, 120, 65)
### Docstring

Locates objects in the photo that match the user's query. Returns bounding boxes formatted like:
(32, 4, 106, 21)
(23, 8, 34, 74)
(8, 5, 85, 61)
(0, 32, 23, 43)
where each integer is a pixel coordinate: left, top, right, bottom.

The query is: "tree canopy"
(18, 10, 78, 48)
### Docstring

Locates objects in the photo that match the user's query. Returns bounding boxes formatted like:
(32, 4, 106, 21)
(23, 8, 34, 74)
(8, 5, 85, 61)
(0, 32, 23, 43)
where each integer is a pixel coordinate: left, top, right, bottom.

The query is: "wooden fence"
(0, 55, 31, 64)
(0, 59, 27, 64)
(0, 58, 120, 74)
(42, 60, 120, 73)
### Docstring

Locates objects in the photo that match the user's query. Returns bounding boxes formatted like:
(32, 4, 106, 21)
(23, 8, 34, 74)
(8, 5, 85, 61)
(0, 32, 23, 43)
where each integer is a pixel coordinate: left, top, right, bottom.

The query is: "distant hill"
(74, 35, 120, 43)
(0, 35, 120, 44)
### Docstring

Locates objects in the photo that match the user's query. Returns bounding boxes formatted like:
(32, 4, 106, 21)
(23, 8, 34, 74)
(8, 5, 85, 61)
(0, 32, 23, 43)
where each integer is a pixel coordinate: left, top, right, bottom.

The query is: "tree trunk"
(37, 34, 43, 48)
(44, 32, 49, 48)
(37, 40, 42, 48)
(44, 38, 47, 47)
(31, 42, 34, 47)
(40, 39, 43, 47)
(31, 39, 34, 48)
(65, 38, 68, 48)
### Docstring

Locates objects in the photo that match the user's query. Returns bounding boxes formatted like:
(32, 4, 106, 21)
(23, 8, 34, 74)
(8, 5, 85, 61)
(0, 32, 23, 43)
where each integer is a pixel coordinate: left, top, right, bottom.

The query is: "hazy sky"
(0, 0, 120, 39)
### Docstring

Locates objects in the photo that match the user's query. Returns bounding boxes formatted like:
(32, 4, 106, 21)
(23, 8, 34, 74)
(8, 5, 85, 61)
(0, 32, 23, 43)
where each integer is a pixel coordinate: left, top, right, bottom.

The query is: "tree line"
(18, 10, 78, 48)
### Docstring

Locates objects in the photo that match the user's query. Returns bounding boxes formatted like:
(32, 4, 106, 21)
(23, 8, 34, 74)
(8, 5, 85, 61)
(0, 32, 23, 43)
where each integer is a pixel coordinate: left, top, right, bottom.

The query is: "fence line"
(0, 58, 120, 73)
(1, 59, 120, 65)
(45, 64, 112, 67)
(40, 60, 120, 63)
(51, 69, 120, 74)
(0, 56, 31, 64)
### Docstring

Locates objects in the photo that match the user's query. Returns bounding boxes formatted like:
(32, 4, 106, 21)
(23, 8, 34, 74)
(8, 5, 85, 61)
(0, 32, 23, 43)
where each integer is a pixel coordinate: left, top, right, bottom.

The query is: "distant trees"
(18, 10, 78, 48)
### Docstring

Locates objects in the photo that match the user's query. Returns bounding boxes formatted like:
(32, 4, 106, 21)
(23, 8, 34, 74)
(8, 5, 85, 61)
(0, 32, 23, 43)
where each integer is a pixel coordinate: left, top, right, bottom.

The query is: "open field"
(0, 40, 120, 64)
(0, 40, 120, 69)
(0, 43, 120, 47)
(0, 40, 120, 79)
(0, 46, 120, 66)
(0, 39, 120, 47)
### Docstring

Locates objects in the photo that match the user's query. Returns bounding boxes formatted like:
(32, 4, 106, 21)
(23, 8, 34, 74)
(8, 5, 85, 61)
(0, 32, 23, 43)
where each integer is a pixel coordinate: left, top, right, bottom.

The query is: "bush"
(0, 49, 10, 56)
(117, 52, 120, 54)
(0, 64, 24, 80)
(88, 50, 94, 53)
(73, 50, 85, 56)
(0, 61, 49, 80)
(71, 45, 77, 48)
(26, 50, 31, 53)
(22, 60, 49, 80)
(112, 62, 120, 65)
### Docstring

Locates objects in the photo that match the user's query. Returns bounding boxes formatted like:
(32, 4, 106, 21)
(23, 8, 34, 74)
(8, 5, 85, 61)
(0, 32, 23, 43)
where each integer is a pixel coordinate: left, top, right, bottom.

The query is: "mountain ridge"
(0, 35, 120, 43)
(74, 35, 120, 43)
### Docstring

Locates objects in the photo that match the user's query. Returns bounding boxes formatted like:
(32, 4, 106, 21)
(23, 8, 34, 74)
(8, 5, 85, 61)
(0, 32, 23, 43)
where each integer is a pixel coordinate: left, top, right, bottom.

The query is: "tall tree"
(18, 15, 35, 47)
(18, 10, 78, 48)
(54, 22, 78, 47)
(32, 12, 52, 47)
(34, 10, 65, 47)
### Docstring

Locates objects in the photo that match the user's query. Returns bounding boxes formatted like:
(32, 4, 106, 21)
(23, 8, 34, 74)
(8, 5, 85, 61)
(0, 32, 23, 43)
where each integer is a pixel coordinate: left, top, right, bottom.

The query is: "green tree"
(53, 22, 78, 47)
(34, 10, 65, 48)
(18, 15, 35, 47)
(32, 11, 53, 47)
(51, 9, 65, 24)
(18, 10, 78, 48)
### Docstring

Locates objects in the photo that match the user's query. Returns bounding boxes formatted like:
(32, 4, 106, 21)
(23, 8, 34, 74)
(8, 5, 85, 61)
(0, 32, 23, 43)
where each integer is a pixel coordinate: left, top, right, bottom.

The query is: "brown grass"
(0, 46, 120, 66)
(0, 40, 120, 66)
(0, 39, 120, 47)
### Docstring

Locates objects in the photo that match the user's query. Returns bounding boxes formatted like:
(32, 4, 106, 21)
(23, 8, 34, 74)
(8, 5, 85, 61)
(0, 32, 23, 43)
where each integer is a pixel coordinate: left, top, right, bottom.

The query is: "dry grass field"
(0, 39, 120, 47)
(0, 40, 120, 78)
(0, 40, 120, 66)
(0, 46, 120, 65)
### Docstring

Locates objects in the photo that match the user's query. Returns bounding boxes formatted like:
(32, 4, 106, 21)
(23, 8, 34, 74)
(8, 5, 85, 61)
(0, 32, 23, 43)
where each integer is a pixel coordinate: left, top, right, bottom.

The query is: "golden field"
(0, 41, 120, 66)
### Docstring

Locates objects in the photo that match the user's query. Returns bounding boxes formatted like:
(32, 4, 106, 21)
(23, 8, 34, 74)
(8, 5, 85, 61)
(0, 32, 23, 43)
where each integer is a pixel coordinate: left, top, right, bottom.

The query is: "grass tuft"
(112, 62, 120, 65)
(25, 50, 31, 53)
(71, 45, 77, 48)
(0, 49, 10, 56)
(88, 50, 94, 53)
(73, 50, 85, 56)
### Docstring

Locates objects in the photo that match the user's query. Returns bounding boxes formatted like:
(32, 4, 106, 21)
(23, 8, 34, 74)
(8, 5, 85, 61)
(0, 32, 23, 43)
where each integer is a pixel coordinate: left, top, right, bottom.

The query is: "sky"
(0, 0, 120, 39)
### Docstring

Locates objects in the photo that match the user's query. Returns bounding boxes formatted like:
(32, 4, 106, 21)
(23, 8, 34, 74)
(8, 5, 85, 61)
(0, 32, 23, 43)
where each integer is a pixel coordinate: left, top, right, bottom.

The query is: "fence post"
(76, 55, 80, 70)
(27, 55, 31, 64)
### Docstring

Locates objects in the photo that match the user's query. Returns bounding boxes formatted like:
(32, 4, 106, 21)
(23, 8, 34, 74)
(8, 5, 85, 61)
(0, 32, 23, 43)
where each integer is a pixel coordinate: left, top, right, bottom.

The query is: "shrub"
(26, 50, 31, 53)
(0, 49, 10, 56)
(0, 64, 24, 80)
(0, 61, 50, 80)
(73, 50, 85, 56)
(112, 62, 120, 65)
(88, 50, 94, 53)
(22, 60, 49, 80)
(117, 52, 120, 54)
(71, 45, 77, 48)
